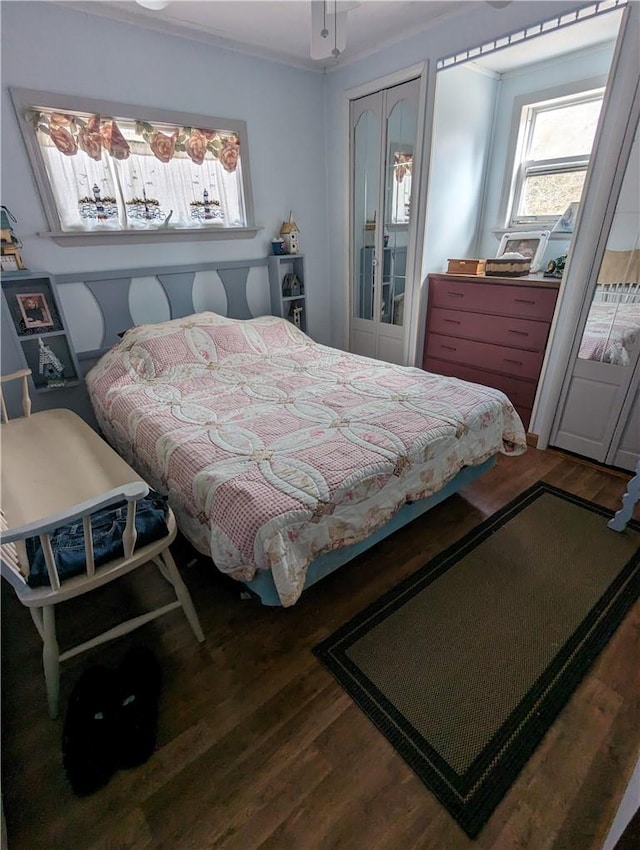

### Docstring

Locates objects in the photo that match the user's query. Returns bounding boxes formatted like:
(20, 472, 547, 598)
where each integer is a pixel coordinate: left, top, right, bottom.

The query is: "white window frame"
(10, 88, 261, 246)
(498, 76, 608, 232)
(510, 89, 604, 228)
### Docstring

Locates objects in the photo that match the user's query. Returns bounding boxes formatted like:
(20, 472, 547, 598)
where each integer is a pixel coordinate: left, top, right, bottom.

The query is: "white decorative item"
(279, 212, 300, 254)
(551, 202, 579, 233)
(496, 230, 550, 273)
(38, 337, 65, 384)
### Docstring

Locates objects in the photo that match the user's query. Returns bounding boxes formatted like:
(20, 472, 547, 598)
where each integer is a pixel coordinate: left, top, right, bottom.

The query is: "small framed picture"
(496, 230, 550, 273)
(16, 292, 54, 329)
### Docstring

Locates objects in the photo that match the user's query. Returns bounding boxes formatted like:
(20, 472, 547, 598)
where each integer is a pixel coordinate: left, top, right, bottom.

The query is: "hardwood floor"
(2, 449, 639, 850)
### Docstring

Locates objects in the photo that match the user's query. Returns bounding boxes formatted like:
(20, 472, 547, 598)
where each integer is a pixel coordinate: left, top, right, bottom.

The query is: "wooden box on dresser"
(422, 273, 561, 431)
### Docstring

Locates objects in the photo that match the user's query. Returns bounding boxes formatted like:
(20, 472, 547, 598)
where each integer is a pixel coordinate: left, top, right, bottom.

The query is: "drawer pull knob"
(515, 298, 535, 305)
(447, 292, 465, 298)
(504, 358, 523, 366)
(508, 329, 528, 336)
(442, 345, 457, 351)
(444, 319, 461, 325)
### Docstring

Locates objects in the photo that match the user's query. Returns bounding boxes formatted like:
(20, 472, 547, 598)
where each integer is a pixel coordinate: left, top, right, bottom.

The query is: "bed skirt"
(242, 456, 497, 606)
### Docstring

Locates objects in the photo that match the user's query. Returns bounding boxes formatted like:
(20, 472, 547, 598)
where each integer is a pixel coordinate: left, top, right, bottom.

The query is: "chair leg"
(42, 605, 60, 720)
(155, 549, 205, 643)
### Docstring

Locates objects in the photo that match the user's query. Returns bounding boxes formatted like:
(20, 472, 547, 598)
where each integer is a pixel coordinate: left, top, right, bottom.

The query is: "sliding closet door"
(350, 79, 420, 363)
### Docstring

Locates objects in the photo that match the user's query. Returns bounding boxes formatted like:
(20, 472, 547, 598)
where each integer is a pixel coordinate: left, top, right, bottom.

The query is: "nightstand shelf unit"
(268, 254, 307, 334)
(1, 270, 81, 392)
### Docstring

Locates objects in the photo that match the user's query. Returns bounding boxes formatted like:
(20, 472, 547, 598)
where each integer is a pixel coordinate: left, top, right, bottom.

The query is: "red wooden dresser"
(422, 273, 561, 430)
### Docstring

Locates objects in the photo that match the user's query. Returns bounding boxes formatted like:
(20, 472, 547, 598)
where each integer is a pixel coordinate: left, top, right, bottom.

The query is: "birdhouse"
(279, 215, 300, 254)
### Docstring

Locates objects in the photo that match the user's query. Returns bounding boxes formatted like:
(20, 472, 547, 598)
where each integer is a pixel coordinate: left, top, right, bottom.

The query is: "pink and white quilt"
(578, 302, 639, 365)
(86, 313, 527, 606)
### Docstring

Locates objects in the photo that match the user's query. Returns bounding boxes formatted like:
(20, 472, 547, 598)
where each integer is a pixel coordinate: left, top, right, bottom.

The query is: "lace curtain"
(34, 112, 246, 231)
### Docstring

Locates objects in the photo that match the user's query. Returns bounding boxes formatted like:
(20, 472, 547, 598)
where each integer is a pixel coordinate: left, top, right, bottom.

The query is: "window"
(509, 89, 604, 227)
(11, 89, 258, 243)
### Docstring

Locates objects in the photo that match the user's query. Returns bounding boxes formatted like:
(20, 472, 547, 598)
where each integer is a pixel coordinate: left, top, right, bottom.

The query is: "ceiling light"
(311, 1, 358, 61)
(135, 0, 170, 10)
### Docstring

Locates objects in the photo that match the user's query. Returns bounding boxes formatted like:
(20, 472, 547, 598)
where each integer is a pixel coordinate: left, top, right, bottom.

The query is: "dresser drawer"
(429, 278, 558, 321)
(428, 307, 550, 352)
(423, 357, 537, 409)
(425, 334, 544, 381)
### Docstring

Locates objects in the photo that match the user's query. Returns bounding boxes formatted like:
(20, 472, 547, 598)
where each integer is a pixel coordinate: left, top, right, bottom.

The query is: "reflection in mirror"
(353, 108, 380, 321)
(383, 97, 416, 326)
(390, 151, 412, 224)
(578, 128, 640, 366)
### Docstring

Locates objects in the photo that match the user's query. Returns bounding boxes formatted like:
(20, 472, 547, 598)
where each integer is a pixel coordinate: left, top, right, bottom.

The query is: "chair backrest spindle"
(0, 369, 33, 423)
(123, 500, 138, 559)
(39, 533, 61, 591)
(82, 516, 95, 576)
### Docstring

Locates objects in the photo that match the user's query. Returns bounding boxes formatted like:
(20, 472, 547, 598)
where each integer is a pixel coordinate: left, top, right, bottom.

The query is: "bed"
(86, 312, 527, 606)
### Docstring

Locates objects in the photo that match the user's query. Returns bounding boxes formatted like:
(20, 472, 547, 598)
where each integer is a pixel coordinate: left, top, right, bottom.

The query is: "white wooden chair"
(0, 371, 204, 719)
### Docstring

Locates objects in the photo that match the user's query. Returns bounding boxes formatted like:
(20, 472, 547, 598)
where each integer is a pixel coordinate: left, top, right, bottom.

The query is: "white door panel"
(349, 78, 421, 363)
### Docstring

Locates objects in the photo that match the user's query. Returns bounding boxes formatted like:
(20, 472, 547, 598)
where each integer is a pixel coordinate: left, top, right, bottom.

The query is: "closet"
(349, 78, 419, 364)
(551, 120, 639, 471)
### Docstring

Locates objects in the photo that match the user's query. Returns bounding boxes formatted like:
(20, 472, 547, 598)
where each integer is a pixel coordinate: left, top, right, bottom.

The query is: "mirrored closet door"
(350, 78, 419, 364)
(551, 122, 640, 470)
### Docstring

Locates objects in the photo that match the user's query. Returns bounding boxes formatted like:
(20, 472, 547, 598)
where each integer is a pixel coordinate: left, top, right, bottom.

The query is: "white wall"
(423, 63, 498, 275)
(606, 127, 639, 252)
(0, 1, 331, 341)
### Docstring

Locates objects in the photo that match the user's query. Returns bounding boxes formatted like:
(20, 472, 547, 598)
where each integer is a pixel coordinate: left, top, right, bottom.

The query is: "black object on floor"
(116, 647, 162, 769)
(62, 666, 119, 796)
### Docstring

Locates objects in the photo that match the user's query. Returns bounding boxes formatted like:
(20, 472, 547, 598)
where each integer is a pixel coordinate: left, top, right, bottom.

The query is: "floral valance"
(26, 109, 240, 172)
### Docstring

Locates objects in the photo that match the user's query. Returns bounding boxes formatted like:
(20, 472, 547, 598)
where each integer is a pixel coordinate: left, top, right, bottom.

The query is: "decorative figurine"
(544, 254, 567, 279)
(279, 212, 300, 254)
(38, 337, 65, 386)
(292, 305, 303, 329)
(1, 206, 25, 270)
(271, 236, 287, 255)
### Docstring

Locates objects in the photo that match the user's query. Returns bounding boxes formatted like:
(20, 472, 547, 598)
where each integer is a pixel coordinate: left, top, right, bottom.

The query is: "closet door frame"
(548, 62, 639, 464)
(345, 62, 430, 365)
(532, 1, 639, 446)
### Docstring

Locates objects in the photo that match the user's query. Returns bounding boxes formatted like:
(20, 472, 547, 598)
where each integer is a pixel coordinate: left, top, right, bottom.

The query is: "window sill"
(38, 226, 263, 247)
(491, 227, 571, 241)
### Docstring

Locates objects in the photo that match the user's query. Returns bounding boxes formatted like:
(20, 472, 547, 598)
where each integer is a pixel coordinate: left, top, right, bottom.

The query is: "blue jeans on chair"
(26, 492, 170, 588)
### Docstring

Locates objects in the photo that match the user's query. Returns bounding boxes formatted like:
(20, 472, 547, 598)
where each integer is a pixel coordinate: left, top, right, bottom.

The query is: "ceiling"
(58, 1, 622, 73)
(58, 1, 478, 70)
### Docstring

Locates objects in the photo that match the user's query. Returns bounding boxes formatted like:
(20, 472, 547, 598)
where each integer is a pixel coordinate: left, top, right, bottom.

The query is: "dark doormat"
(313, 482, 640, 837)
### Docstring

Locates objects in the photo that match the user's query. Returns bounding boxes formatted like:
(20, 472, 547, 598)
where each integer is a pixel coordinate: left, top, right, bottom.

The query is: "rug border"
(313, 481, 640, 837)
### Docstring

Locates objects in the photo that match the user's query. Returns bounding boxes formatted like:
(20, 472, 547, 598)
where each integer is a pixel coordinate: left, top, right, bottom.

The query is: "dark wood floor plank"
(2, 449, 638, 850)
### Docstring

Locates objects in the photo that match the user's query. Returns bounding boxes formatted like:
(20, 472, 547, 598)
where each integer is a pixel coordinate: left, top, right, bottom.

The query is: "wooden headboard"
(55, 257, 270, 366)
(7, 257, 270, 425)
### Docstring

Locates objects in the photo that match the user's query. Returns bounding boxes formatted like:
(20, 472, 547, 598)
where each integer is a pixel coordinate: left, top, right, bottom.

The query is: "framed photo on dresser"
(497, 230, 550, 272)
